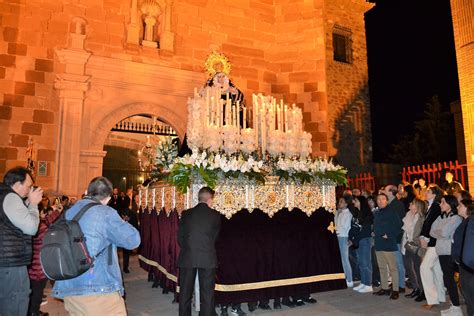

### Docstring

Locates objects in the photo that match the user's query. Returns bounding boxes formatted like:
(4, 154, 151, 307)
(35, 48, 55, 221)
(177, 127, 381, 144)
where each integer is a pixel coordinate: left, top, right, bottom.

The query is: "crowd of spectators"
(336, 171, 474, 315)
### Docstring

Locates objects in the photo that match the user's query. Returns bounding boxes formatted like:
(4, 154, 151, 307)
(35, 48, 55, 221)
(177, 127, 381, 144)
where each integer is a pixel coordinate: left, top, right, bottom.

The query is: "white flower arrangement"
(155, 138, 179, 170)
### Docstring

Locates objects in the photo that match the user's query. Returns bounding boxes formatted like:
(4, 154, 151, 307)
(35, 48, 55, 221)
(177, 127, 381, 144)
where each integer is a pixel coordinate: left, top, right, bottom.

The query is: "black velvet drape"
(139, 207, 346, 304)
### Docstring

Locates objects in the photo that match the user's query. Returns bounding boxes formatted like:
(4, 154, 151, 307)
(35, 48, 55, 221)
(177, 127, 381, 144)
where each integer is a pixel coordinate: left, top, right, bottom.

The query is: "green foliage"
(168, 163, 192, 193)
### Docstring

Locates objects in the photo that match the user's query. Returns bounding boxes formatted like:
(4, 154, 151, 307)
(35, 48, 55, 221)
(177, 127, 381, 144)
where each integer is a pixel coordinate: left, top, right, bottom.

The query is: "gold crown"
(204, 51, 232, 77)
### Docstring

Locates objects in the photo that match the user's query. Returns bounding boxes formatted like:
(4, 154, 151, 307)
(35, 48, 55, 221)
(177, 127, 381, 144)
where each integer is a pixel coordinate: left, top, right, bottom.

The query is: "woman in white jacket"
(335, 195, 355, 287)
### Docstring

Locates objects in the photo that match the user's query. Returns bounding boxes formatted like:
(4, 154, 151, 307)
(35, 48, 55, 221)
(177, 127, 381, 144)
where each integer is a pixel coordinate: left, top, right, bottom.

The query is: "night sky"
(365, 0, 460, 162)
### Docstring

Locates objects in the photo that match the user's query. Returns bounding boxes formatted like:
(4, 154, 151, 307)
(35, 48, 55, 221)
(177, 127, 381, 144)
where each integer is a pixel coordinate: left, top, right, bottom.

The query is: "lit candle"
(220, 99, 223, 127)
(254, 100, 259, 147)
(269, 108, 274, 131)
(292, 109, 296, 133)
(211, 97, 215, 126)
(226, 98, 231, 125)
(243, 106, 247, 129)
(232, 105, 236, 127)
(236, 100, 240, 127)
(261, 108, 266, 154)
(215, 97, 220, 127)
(284, 105, 288, 132)
(206, 92, 211, 127)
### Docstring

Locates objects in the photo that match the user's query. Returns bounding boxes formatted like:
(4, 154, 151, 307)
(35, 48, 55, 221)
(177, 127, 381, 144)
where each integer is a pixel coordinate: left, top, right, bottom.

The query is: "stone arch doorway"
(102, 114, 179, 192)
(90, 101, 186, 151)
(78, 102, 187, 196)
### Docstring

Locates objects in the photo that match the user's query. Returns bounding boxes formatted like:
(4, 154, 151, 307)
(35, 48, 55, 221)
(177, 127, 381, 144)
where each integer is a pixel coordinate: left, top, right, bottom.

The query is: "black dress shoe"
(405, 288, 420, 298)
(273, 301, 281, 309)
(221, 305, 228, 316)
(390, 291, 399, 300)
(248, 302, 257, 312)
(281, 297, 296, 308)
(294, 299, 305, 306)
(148, 272, 154, 282)
(398, 287, 405, 293)
(414, 292, 426, 302)
(303, 297, 317, 304)
(258, 303, 271, 310)
(374, 289, 390, 296)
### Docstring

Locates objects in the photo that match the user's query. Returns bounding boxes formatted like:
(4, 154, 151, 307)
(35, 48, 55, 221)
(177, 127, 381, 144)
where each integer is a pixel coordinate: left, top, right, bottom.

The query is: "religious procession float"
(138, 52, 348, 304)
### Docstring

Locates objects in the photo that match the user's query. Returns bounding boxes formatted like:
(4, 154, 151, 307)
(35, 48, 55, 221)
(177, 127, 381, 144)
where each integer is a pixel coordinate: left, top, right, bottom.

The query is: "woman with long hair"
(335, 195, 355, 287)
(401, 184, 417, 213)
(418, 185, 444, 305)
(428, 195, 462, 313)
(402, 198, 427, 299)
(352, 196, 374, 293)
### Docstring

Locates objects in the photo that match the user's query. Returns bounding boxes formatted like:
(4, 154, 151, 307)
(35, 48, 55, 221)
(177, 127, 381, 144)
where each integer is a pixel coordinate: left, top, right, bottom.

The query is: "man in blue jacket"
(52, 176, 140, 315)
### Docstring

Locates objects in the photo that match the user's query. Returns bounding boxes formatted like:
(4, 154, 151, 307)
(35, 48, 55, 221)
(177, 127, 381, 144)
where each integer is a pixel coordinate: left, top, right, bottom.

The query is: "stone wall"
(0, 0, 373, 195)
(450, 0, 474, 188)
(324, 0, 373, 175)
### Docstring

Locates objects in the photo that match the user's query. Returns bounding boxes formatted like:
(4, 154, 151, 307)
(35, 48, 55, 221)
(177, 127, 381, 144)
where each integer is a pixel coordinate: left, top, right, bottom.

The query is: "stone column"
(54, 23, 91, 197)
(127, 0, 141, 45)
(160, 0, 175, 51)
(78, 149, 107, 196)
(450, 0, 474, 187)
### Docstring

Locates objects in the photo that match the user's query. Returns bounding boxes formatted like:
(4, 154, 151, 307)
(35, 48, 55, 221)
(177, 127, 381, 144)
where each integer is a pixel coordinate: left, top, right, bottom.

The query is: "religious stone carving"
(140, 0, 161, 48)
(126, 0, 175, 51)
(69, 17, 87, 51)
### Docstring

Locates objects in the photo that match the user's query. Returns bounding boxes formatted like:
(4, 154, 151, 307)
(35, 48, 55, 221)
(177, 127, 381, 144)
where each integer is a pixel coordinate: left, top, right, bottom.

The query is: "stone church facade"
(0, 0, 373, 197)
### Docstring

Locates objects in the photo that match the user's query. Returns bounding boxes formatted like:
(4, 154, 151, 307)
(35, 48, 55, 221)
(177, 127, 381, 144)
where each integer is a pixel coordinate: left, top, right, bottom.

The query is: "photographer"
(0, 167, 42, 315)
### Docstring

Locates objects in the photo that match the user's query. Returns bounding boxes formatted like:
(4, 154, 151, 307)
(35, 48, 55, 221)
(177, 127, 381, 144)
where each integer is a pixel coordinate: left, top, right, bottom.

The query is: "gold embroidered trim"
(139, 256, 345, 292)
(138, 255, 178, 283)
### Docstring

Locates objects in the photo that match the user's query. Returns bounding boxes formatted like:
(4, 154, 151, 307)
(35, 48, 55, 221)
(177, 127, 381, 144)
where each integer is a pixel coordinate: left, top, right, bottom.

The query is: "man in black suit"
(120, 188, 139, 273)
(178, 187, 221, 316)
(108, 187, 122, 212)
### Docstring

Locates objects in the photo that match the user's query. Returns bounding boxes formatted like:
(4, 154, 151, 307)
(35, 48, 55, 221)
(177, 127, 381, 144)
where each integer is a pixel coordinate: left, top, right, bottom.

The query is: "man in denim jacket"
(52, 177, 140, 315)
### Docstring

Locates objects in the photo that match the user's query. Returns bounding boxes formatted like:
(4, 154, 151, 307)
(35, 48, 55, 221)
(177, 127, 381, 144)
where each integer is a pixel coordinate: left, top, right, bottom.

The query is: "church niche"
(126, 0, 175, 51)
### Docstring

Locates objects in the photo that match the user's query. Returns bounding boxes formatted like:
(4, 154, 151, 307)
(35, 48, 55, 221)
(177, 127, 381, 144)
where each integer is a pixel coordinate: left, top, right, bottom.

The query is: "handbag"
(404, 241, 420, 255)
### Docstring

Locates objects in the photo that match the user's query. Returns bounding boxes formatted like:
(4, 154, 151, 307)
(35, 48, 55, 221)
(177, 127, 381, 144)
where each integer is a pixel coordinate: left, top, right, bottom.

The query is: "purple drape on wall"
(139, 207, 346, 304)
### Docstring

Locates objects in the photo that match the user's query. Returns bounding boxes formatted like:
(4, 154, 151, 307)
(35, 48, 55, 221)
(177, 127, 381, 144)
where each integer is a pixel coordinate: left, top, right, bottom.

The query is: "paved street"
(43, 255, 467, 315)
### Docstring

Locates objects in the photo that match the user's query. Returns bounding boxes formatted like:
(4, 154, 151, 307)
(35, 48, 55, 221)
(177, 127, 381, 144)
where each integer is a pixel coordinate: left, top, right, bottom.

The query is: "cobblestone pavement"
(42, 255, 467, 315)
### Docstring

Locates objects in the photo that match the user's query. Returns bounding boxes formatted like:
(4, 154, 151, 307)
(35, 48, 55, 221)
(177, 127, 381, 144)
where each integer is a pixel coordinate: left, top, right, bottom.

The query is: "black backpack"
(40, 201, 110, 280)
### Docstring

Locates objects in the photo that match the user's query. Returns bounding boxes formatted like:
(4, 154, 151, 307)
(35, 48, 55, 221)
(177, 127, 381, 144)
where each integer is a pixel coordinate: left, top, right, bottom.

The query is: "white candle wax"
(243, 106, 247, 129)
(210, 97, 215, 126)
(292, 110, 296, 133)
(226, 98, 231, 126)
(236, 100, 240, 127)
(261, 108, 265, 154)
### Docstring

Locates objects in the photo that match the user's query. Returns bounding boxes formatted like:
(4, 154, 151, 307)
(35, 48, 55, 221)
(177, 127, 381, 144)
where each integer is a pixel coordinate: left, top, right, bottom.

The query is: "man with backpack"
(0, 167, 42, 316)
(51, 176, 140, 315)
